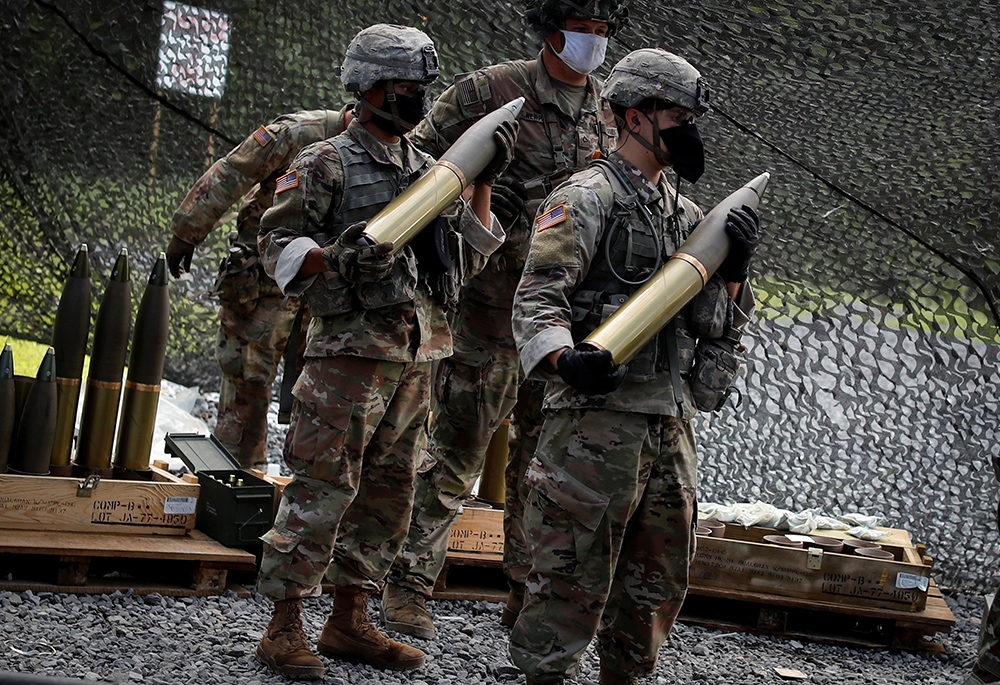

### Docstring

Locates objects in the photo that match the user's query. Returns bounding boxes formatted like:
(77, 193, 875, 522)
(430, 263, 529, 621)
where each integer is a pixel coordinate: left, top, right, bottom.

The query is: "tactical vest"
(569, 159, 697, 383)
(495, 60, 617, 273)
(305, 132, 456, 316)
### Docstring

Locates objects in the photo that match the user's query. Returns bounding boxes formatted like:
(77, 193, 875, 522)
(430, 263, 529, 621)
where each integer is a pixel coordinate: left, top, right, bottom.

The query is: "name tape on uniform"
(537, 204, 567, 232)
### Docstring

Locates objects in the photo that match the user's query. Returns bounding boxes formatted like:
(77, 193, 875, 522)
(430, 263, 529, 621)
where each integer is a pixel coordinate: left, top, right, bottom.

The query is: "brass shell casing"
(9, 348, 57, 476)
(52, 244, 91, 467)
(584, 172, 770, 365)
(51, 378, 81, 467)
(362, 97, 525, 255)
(478, 420, 509, 504)
(75, 380, 123, 469)
(114, 382, 161, 471)
(584, 261, 705, 365)
(363, 165, 464, 252)
(0, 345, 13, 473)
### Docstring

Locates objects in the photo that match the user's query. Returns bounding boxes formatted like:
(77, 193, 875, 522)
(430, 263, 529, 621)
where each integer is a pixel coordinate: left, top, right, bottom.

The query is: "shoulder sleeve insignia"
(456, 72, 491, 113)
(252, 125, 274, 147)
(536, 204, 567, 232)
(275, 169, 298, 194)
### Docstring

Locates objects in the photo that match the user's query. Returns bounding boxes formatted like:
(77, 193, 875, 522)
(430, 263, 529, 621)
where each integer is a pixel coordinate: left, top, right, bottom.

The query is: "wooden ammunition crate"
(690, 524, 932, 612)
(0, 465, 198, 536)
(448, 505, 504, 558)
(445, 509, 932, 612)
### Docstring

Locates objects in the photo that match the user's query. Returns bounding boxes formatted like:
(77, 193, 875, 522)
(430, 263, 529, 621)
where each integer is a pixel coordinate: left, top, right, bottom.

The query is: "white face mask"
(554, 31, 609, 75)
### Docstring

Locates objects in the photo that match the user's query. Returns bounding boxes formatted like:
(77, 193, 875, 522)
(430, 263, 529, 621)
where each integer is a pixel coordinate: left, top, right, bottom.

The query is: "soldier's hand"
(490, 177, 526, 229)
(166, 236, 196, 278)
(322, 222, 394, 284)
(556, 346, 628, 395)
(717, 205, 760, 283)
(476, 119, 519, 186)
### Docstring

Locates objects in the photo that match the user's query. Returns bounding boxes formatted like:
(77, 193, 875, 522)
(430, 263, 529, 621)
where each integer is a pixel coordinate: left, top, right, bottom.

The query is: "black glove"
(717, 205, 760, 282)
(476, 119, 519, 186)
(489, 176, 527, 229)
(556, 347, 628, 395)
(321, 222, 394, 284)
(166, 236, 195, 278)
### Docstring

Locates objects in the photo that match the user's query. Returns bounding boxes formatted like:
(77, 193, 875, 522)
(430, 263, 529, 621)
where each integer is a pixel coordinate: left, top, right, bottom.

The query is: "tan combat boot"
(381, 582, 435, 639)
(317, 585, 426, 670)
(255, 598, 326, 680)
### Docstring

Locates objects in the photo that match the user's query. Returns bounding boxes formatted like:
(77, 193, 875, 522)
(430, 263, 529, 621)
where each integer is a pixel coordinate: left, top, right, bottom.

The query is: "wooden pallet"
(431, 551, 954, 651)
(681, 577, 954, 652)
(433, 550, 507, 602)
(0, 528, 257, 597)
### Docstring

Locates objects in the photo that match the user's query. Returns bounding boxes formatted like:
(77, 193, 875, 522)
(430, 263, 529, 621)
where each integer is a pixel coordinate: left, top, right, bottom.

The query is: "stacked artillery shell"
(9, 347, 57, 475)
(584, 172, 771, 365)
(50, 244, 92, 477)
(0, 344, 13, 472)
(114, 253, 170, 480)
(478, 419, 509, 505)
(74, 249, 131, 478)
(363, 97, 525, 253)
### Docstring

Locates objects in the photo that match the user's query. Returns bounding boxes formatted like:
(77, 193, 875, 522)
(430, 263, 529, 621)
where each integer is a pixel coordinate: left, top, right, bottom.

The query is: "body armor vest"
(306, 132, 457, 316)
(569, 160, 696, 382)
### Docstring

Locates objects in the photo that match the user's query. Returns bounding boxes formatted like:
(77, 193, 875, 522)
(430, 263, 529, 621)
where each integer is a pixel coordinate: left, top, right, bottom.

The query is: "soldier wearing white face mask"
(380, 0, 627, 644)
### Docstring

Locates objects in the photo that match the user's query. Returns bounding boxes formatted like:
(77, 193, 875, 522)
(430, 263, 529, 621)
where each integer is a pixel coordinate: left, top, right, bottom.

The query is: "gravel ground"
(0, 589, 983, 684)
(0, 391, 984, 683)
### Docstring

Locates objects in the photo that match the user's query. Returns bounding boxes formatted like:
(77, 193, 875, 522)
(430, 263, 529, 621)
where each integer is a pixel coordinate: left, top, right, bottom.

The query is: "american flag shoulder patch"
(252, 125, 273, 146)
(536, 204, 567, 232)
(275, 170, 299, 194)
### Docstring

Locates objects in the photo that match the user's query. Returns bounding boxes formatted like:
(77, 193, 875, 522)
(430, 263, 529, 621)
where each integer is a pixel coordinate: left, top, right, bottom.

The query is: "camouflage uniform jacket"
(410, 52, 616, 308)
(513, 151, 754, 416)
(258, 119, 504, 363)
(171, 106, 352, 254)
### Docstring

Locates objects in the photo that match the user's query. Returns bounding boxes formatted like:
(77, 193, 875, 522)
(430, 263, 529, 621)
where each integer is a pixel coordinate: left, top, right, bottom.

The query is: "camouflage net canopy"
(1, 0, 997, 591)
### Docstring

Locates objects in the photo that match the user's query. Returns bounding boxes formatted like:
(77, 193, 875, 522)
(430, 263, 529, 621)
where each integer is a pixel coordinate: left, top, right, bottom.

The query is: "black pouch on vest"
(690, 337, 740, 412)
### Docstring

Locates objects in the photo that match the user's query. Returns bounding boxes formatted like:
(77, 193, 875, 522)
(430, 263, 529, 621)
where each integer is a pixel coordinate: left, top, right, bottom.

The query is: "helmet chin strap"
(614, 107, 685, 244)
(362, 80, 416, 134)
(614, 107, 671, 167)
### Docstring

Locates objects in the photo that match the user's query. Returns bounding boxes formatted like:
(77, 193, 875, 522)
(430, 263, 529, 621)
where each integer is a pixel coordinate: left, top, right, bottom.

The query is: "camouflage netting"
(1, 0, 997, 592)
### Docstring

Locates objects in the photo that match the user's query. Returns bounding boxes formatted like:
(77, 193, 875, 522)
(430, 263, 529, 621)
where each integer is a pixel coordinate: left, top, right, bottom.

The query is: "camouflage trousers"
(256, 356, 431, 599)
(214, 274, 304, 469)
(967, 593, 1000, 684)
(509, 409, 698, 683)
(504, 378, 546, 589)
(387, 298, 521, 595)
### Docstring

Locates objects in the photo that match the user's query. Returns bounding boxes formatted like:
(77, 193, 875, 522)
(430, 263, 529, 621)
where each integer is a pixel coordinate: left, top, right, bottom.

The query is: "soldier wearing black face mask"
(509, 49, 759, 685)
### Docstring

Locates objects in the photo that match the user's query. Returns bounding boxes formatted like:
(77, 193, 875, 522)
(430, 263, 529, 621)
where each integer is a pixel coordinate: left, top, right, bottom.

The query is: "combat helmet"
(602, 48, 710, 115)
(340, 24, 440, 94)
(524, 0, 630, 37)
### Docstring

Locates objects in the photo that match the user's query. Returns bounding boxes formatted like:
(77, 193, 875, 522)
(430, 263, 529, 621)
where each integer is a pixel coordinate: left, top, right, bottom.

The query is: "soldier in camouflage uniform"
(381, 0, 625, 640)
(168, 105, 353, 469)
(509, 50, 759, 684)
(965, 454, 1000, 684)
(252, 24, 513, 679)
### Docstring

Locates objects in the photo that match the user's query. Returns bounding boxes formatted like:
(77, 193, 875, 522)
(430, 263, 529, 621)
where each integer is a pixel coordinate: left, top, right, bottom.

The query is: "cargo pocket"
(510, 615, 558, 661)
(261, 528, 301, 554)
(286, 368, 354, 479)
(524, 457, 610, 573)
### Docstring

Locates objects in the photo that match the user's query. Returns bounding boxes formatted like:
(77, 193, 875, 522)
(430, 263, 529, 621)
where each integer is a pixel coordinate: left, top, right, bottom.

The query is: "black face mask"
(368, 89, 427, 136)
(659, 122, 705, 183)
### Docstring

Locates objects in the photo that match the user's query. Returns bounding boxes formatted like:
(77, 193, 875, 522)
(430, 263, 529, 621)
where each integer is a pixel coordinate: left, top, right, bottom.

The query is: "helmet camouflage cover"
(340, 24, 440, 94)
(602, 48, 711, 115)
(523, 0, 629, 37)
